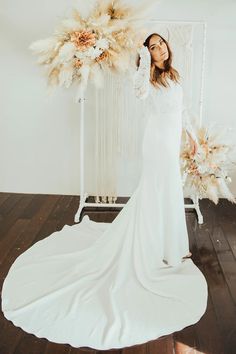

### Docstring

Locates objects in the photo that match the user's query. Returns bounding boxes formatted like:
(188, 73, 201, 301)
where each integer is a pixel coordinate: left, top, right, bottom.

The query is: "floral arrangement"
(29, 0, 153, 101)
(180, 124, 236, 205)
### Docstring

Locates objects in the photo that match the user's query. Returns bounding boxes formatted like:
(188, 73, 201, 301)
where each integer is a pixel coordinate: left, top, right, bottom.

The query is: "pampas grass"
(180, 123, 236, 205)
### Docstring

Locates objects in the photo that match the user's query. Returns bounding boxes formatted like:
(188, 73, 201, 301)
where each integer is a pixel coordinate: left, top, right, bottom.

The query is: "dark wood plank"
(194, 296, 225, 354)
(147, 334, 174, 354)
(69, 345, 97, 354)
(122, 342, 146, 353)
(219, 218, 236, 262)
(193, 201, 236, 353)
(188, 215, 225, 354)
(173, 215, 201, 353)
(211, 205, 236, 305)
(99, 350, 122, 354)
(0, 194, 35, 241)
(0, 195, 61, 283)
(0, 219, 30, 265)
(0, 193, 22, 217)
(12, 333, 48, 354)
(44, 342, 71, 354)
(0, 311, 25, 354)
(173, 319, 199, 353)
(20, 194, 48, 219)
(0, 195, 61, 353)
(0, 193, 11, 209)
(32, 195, 74, 241)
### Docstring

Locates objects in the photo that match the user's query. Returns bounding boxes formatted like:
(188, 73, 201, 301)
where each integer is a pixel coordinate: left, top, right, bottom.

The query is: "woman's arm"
(133, 46, 151, 100)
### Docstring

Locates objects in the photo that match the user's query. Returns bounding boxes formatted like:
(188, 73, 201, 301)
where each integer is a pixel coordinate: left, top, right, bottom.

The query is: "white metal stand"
(74, 90, 130, 223)
(74, 20, 207, 224)
(73, 97, 204, 224)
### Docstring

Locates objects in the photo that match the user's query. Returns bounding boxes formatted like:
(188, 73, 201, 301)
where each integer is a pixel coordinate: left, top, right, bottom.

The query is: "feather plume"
(47, 65, 61, 87)
(180, 122, 236, 204)
(89, 63, 104, 88)
(80, 64, 90, 85)
(29, 37, 61, 54)
(56, 18, 84, 33)
(57, 42, 77, 63)
(58, 63, 74, 88)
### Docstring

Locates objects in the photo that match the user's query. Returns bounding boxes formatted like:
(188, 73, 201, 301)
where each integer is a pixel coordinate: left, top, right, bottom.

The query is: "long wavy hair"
(137, 33, 180, 89)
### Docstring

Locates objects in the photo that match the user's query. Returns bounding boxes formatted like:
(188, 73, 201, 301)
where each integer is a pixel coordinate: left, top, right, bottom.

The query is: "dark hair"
(138, 32, 180, 89)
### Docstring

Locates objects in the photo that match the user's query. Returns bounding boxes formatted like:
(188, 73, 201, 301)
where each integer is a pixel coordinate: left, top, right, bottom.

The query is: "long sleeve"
(133, 46, 151, 100)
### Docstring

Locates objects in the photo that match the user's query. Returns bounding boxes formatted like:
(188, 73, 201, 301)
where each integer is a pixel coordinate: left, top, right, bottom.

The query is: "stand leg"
(74, 93, 86, 223)
(74, 192, 88, 223)
(192, 194, 204, 224)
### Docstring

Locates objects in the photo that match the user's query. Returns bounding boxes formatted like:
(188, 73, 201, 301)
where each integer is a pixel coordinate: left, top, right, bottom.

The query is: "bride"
(1, 32, 208, 351)
(134, 32, 198, 262)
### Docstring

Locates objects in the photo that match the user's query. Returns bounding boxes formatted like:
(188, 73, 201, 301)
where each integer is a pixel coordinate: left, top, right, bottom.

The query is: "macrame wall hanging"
(85, 69, 146, 204)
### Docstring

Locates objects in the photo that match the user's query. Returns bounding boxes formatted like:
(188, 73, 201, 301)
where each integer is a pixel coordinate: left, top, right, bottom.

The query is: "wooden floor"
(0, 192, 236, 354)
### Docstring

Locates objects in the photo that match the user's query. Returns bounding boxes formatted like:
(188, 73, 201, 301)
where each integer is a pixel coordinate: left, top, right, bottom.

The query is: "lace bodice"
(133, 58, 198, 142)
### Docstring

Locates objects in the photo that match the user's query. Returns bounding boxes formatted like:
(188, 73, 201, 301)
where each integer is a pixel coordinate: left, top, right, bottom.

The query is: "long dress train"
(1, 59, 208, 350)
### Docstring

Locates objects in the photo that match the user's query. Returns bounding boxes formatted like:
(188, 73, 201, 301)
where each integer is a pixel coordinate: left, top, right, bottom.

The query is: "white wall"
(1, 0, 236, 197)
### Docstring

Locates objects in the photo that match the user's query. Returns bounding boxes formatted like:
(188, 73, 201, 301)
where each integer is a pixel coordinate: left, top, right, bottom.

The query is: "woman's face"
(147, 35, 169, 64)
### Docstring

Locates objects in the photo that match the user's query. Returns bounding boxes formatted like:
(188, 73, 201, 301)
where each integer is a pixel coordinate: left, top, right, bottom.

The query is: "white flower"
(96, 38, 109, 50)
(75, 51, 86, 60)
(85, 46, 102, 59)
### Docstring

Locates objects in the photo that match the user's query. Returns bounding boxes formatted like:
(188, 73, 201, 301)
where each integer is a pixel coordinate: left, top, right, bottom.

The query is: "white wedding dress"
(1, 54, 208, 350)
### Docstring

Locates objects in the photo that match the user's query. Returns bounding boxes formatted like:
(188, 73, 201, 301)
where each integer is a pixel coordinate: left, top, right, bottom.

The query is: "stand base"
(74, 192, 204, 224)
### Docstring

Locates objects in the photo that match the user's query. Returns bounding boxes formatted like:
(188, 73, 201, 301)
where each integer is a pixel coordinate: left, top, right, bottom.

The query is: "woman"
(135, 33, 198, 156)
(1, 33, 208, 351)
(134, 32, 199, 260)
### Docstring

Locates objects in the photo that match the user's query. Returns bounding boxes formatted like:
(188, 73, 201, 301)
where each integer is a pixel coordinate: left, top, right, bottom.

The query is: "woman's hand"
(137, 39, 144, 49)
(137, 45, 151, 67)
